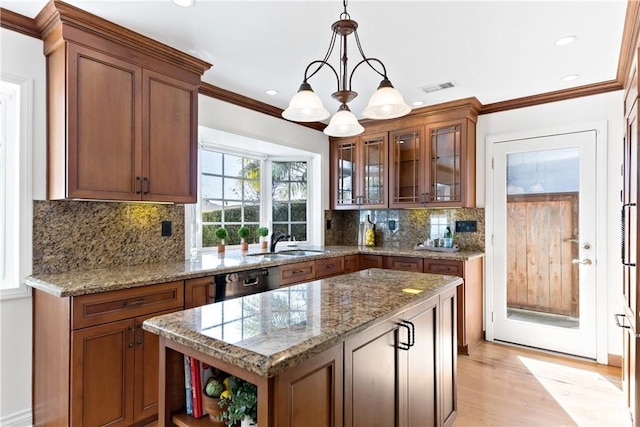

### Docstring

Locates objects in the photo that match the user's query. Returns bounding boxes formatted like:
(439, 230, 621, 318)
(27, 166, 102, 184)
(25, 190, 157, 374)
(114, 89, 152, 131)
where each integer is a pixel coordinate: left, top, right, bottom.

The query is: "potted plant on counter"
(238, 226, 250, 251)
(258, 227, 269, 250)
(215, 227, 228, 253)
(218, 376, 257, 427)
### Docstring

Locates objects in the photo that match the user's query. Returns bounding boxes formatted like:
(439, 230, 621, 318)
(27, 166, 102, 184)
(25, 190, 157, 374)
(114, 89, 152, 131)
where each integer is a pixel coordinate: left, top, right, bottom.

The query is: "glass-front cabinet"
(389, 119, 474, 208)
(331, 132, 388, 209)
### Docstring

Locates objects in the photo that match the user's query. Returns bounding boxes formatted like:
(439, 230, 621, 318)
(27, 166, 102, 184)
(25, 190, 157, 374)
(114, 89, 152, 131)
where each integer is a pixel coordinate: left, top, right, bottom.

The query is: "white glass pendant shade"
(172, 0, 195, 7)
(361, 79, 411, 120)
(282, 83, 330, 122)
(323, 105, 365, 137)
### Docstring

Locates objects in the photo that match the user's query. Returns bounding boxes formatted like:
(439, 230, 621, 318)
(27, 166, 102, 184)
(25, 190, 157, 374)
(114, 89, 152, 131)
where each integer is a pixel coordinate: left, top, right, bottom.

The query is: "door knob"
(572, 258, 592, 266)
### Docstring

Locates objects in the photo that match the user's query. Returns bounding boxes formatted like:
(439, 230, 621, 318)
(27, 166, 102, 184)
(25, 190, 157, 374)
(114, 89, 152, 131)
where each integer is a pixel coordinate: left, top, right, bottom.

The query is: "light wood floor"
(454, 341, 632, 427)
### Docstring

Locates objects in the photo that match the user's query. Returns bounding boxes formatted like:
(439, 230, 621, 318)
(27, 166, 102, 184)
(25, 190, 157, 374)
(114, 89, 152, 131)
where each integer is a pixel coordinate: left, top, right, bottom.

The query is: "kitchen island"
(143, 268, 462, 427)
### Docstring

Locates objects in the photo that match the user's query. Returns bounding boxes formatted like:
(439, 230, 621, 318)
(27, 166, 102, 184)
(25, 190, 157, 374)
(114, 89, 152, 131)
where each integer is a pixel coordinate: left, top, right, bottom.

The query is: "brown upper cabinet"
(37, 1, 211, 202)
(330, 132, 388, 210)
(330, 99, 480, 209)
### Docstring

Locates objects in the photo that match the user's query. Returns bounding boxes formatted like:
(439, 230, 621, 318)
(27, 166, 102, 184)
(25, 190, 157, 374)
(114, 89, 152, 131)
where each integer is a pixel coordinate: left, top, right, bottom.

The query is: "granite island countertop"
(25, 245, 483, 297)
(142, 268, 463, 377)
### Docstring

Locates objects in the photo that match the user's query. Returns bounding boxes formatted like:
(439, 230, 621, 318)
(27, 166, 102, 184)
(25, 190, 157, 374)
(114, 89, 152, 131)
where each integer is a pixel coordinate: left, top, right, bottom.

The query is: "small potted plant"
(202, 377, 226, 425)
(215, 227, 228, 253)
(258, 227, 269, 250)
(218, 376, 257, 427)
(238, 226, 250, 251)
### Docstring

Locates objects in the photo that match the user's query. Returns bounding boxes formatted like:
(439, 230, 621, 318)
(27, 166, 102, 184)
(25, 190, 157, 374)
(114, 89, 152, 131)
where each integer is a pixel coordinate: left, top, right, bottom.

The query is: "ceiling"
(2, 0, 629, 121)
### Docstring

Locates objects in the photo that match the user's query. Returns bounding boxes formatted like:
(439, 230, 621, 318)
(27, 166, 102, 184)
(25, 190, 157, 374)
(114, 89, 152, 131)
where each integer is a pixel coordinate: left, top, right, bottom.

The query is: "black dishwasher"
(214, 267, 279, 302)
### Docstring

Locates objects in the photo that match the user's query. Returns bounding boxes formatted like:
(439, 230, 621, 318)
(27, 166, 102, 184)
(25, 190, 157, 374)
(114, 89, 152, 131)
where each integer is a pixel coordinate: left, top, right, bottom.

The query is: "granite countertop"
(25, 245, 483, 297)
(142, 268, 463, 378)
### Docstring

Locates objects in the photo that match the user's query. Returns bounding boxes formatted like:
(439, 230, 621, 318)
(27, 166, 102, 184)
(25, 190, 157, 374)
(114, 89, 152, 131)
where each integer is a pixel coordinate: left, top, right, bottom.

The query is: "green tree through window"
(272, 161, 308, 241)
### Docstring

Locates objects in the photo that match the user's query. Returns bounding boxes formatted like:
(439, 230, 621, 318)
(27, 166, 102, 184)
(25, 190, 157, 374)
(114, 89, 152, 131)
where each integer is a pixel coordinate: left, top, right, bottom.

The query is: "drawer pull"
(292, 270, 304, 275)
(128, 327, 135, 348)
(124, 299, 146, 307)
(399, 263, 412, 268)
(325, 264, 335, 269)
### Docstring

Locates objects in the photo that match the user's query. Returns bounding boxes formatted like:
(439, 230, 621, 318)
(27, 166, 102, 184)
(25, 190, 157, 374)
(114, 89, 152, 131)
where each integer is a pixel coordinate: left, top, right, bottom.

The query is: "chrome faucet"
(270, 232, 291, 252)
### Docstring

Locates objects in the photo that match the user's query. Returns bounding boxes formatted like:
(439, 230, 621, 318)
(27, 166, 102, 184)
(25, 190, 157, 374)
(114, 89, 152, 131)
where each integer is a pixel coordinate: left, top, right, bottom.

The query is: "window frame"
(0, 73, 33, 300)
(189, 143, 313, 254)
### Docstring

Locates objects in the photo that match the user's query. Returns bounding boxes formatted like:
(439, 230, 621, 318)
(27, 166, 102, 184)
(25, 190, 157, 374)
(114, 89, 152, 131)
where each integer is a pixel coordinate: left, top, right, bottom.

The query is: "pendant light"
(282, 0, 411, 137)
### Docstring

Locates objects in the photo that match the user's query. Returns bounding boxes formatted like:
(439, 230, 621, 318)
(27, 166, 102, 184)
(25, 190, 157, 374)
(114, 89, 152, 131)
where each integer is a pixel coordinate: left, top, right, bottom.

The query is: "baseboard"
(608, 353, 623, 368)
(0, 408, 32, 426)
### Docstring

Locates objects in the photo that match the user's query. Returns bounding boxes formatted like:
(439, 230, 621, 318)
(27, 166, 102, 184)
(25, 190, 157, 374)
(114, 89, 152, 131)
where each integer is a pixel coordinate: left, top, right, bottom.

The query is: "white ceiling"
(2, 0, 628, 121)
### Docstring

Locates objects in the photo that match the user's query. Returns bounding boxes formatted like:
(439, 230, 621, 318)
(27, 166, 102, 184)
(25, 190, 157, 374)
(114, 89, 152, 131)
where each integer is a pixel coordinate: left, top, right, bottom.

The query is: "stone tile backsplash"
(325, 208, 485, 251)
(33, 201, 185, 274)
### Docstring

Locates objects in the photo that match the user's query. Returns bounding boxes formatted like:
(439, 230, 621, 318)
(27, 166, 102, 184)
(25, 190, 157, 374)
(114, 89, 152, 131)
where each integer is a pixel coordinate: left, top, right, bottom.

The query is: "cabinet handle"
(622, 203, 636, 267)
(326, 264, 335, 269)
(615, 314, 630, 329)
(399, 263, 412, 268)
(292, 270, 304, 275)
(124, 299, 146, 307)
(136, 177, 142, 194)
(136, 323, 145, 345)
(143, 177, 150, 194)
(397, 320, 415, 350)
(128, 327, 135, 348)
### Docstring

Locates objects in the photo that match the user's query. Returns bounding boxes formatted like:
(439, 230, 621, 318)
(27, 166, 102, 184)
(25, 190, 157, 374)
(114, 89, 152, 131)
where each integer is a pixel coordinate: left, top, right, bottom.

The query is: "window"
(272, 161, 308, 241)
(0, 75, 32, 298)
(201, 150, 261, 247)
(193, 144, 310, 252)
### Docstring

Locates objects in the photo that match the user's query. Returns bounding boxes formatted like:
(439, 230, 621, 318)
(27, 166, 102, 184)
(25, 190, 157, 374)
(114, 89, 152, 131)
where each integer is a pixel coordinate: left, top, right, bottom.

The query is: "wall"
(476, 90, 625, 358)
(0, 28, 45, 426)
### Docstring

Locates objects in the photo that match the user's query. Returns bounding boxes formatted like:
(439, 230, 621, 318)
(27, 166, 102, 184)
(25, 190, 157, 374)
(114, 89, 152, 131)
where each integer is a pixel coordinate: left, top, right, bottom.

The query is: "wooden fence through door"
(506, 192, 579, 317)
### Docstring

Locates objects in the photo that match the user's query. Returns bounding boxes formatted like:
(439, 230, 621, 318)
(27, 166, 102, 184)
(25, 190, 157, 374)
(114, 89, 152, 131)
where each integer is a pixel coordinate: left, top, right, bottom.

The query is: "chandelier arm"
(303, 60, 341, 92)
(348, 57, 388, 90)
(304, 30, 338, 82)
(353, 30, 388, 78)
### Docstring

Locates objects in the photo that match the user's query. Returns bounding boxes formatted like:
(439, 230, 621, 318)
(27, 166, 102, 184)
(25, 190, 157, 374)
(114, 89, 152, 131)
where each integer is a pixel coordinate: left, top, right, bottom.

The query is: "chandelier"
(282, 0, 411, 137)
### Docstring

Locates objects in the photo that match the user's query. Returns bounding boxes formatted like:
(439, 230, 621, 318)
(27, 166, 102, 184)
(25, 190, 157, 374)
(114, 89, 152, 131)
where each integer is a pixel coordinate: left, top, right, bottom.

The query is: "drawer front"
(423, 259, 463, 277)
(280, 261, 316, 286)
(359, 254, 383, 269)
(344, 255, 360, 273)
(383, 256, 423, 272)
(315, 257, 345, 279)
(72, 281, 184, 329)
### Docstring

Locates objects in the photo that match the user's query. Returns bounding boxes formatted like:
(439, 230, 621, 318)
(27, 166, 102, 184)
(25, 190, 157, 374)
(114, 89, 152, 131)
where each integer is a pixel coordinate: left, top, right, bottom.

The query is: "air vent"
(420, 81, 456, 94)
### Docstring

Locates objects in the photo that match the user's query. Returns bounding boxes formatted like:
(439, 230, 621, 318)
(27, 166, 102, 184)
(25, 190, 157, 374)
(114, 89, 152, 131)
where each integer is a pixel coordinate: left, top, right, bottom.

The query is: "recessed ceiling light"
(555, 36, 577, 46)
(561, 74, 580, 82)
(265, 89, 279, 96)
(412, 101, 425, 107)
(172, 0, 195, 7)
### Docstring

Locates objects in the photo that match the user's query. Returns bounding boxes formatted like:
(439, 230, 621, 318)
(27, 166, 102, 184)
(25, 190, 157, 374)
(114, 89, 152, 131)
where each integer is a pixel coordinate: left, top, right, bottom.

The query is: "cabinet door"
(403, 298, 438, 427)
(344, 255, 360, 273)
(359, 254, 383, 269)
(66, 44, 142, 200)
(425, 119, 475, 208)
(185, 276, 215, 308)
(142, 69, 198, 203)
(439, 287, 458, 427)
(331, 138, 359, 209)
(389, 127, 424, 208)
(71, 319, 135, 427)
(344, 319, 399, 427)
(383, 256, 423, 272)
(133, 309, 181, 424)
(360, 132, 388, 208)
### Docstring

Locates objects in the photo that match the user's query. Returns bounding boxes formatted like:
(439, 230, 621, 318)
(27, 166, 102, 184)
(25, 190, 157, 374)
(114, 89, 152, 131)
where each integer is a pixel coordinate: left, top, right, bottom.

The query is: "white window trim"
(0, 73, 33, 300)
(185, 142, 314, 256)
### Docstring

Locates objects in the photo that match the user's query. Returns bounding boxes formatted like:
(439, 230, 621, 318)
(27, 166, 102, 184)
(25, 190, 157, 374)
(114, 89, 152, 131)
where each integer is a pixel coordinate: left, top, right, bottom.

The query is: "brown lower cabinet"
(33, 281, 184, 426)
(359, 254, 483, 355)
(162, 283, 460, 427)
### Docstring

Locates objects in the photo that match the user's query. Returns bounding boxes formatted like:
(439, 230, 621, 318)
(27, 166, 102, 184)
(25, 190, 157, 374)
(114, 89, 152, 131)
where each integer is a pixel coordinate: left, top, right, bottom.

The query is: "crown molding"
(0, 8, 40, 38)
(34, 0, 211, 76)
(479, 80, 623, 115)
(198, 82, 326, 132)
(618, 0, 640, 85)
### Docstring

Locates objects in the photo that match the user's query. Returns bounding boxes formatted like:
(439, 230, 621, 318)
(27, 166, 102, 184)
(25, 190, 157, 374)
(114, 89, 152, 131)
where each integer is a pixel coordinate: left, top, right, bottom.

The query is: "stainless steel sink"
(277, 249, 327, 256)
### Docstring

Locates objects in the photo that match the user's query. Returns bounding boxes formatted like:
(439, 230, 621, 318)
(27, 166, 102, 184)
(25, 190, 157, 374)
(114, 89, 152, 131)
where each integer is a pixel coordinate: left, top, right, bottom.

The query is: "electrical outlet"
(326, 219, 331, 230)
(161, 220, 172, 237)
(455, 220, 477, 233)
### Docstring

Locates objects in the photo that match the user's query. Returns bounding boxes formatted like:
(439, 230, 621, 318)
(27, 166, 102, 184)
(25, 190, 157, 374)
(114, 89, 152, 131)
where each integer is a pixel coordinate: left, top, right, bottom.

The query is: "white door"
(492, 130, 597, 358)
